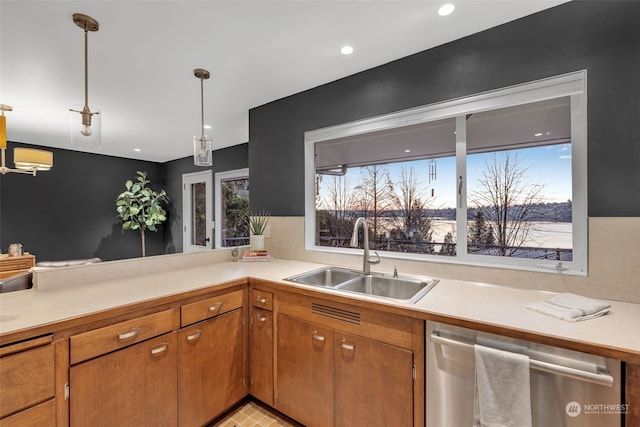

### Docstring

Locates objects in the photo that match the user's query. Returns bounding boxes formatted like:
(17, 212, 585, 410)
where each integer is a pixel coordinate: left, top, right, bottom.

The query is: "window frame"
(304, 71, 587, 275)
(214, 167, 250, 249)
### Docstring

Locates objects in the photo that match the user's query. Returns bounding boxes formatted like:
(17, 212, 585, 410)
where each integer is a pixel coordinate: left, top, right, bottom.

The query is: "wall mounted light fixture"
(69, 13, 101, 148)
(0, 104, 54, 176)
(193, 68, 212, 166)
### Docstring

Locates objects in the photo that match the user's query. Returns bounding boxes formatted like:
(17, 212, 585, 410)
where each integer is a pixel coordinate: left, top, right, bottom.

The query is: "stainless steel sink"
(285, 267, 438, 303)
(284, 266, 361, 287)
(336, 274, 438, 303)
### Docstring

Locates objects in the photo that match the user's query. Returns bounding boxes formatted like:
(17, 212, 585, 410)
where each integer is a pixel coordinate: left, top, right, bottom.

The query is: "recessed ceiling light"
(133, 148, 141, 152)
(341, 45, 354, 55)
(204, 125, 212, 129)
(534, 132, 543, 137)
(438, 3, 455, 16)
(404, 149, 411, 153)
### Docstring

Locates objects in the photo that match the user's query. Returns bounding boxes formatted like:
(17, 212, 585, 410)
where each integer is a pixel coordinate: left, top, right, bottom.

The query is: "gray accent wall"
(248, 1, 640, 217)
(0, 143, 165, 261)
(0, 143, 248, 261)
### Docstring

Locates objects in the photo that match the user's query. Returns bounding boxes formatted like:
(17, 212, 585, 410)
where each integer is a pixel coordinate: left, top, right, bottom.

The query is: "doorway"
(182, 171, 213, 252)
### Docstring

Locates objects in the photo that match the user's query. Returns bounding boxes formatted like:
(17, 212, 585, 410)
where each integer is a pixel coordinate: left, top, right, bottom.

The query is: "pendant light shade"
(14, 148, 54, 172)
(1, 104, 54, 176)
(194, 134, 213, 166)
(70, 104, 101, 148)
(69, 13, 101, 149)
(193, 68, 212, 166)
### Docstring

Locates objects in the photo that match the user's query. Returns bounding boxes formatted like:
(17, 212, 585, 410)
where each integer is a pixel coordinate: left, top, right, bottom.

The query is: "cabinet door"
(0, 340, 54, 419)
(178, 308, 246, 427)
(276, 314, 333, 427)
(334, 332, 414, 427)
(69, 332, 177, 427)
(250, 307, 273, 405)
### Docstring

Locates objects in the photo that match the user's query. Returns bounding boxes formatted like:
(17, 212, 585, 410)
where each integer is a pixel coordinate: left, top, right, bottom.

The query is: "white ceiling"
(1, 0, 569, 163)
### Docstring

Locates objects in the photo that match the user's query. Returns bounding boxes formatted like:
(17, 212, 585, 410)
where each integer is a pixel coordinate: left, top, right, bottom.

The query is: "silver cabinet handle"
(186, 330, 202, 342)
(256, 296, 267, 304)
(340, 340, 355, 351)
(256, 314, 267, 322)
(312, 331, 325, 342)
(118, 328, 140, 341)
(150, 343, 169, 355)
(208, 302, 222, 313)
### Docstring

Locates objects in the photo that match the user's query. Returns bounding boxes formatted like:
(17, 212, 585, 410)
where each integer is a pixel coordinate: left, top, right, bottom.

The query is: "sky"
(318, 143, 572, 210)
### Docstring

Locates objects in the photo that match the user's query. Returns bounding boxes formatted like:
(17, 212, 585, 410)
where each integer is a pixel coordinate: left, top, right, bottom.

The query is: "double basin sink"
(285, 266, 438, 304)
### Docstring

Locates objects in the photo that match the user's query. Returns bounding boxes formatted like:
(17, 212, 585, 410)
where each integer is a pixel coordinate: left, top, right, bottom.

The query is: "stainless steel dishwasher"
(426, 321, 623, 427)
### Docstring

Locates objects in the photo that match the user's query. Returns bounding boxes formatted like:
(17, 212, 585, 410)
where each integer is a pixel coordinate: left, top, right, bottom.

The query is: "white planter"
(250, 234, 265, 251)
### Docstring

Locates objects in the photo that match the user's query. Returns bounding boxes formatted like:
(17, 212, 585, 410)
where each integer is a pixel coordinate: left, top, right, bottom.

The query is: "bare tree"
(321, 175, 357, 244)
(392, 166, 433, 242)
(469, 152, 543, 256)
(354, 165, 395, 239)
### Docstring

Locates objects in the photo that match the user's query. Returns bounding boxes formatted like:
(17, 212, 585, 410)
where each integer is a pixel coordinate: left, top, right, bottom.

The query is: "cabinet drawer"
(181, 289, 244, 327)
(0, 398, 56, 427)
(251, 289, 273, 311)
(0, 259, 33, 272)
(0, 340, 54, 418)
(70, 309, 176, 364)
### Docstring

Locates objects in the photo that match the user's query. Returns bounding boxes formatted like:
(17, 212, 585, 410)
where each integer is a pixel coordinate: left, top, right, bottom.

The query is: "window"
(215, 168, 250, 248)
(305, 71, 587, 274)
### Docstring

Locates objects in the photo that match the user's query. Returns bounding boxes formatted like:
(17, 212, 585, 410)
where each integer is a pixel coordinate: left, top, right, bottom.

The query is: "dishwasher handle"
(430, 332, 614, 387)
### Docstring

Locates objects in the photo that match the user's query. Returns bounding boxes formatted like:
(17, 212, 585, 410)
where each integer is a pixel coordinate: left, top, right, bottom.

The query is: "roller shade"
(315, 97, 570, 170)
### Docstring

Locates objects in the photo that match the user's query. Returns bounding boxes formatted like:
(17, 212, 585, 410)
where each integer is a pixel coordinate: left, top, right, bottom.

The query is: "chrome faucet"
(350, 217, 379, 274)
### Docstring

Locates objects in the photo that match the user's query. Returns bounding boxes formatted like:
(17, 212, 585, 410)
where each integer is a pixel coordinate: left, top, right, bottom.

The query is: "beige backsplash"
(265, 216, 640, 303)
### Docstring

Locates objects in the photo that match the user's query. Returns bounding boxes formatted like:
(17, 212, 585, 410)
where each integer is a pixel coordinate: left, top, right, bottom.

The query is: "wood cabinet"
(67, 288, 248, 427)
(69, 310, 178, 427)
(178, 290, 246, 426)
(274, 291, 424, 427)
(334, 332, 414, 426)
(627, 363, 640, 427)
(0, 335, 55, 426)
(276, 315, 334, 427)
(0, 253, 35, 279)
(70, 332, 177, 427)
(8, 276, 638, 427)
(249, 288, 274, 405)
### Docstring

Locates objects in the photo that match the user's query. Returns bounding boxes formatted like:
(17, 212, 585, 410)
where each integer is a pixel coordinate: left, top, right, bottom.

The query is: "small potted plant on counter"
(247, 210, 270, 251)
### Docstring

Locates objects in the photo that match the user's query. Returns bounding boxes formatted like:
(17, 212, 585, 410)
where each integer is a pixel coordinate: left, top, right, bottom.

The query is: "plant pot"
(250, 234, 265, 251)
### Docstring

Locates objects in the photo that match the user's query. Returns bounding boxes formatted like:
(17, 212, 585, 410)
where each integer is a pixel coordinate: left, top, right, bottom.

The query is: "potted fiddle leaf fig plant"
(247, 210, 270, 251)
(116, 171, 169, 257)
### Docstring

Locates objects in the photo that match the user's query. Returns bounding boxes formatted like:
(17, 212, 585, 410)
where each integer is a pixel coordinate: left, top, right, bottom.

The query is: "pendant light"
(193, 68, 212, 166)
(0, 104, 54, 176)
(69, 13, 101, 148)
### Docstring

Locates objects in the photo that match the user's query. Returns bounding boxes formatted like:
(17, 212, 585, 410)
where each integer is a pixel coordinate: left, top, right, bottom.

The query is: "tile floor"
(212, 400, 300, 427)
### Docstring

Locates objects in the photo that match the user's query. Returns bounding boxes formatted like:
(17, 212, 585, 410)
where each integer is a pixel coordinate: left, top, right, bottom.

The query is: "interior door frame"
(182, 170, 213, 253)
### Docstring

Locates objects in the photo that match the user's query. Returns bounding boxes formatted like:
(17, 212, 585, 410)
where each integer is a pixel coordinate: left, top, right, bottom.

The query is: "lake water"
(430, 220, 572, 249)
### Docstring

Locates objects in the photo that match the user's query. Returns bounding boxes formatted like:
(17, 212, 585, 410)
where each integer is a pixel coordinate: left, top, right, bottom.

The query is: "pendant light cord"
(200, 75, 205, 141)
(84, 25, 89, 110)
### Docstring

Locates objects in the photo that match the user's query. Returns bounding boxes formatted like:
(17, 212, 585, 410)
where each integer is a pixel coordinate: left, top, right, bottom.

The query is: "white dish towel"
(473, 344, 532, 427)
(526, 292, 611, 322)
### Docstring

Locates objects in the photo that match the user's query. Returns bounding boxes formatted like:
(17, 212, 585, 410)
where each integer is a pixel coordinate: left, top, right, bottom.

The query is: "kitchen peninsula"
(1, 251, 639, 426)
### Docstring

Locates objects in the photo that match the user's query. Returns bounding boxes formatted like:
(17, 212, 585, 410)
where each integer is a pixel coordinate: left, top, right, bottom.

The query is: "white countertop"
(1, 256, 639, 361)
